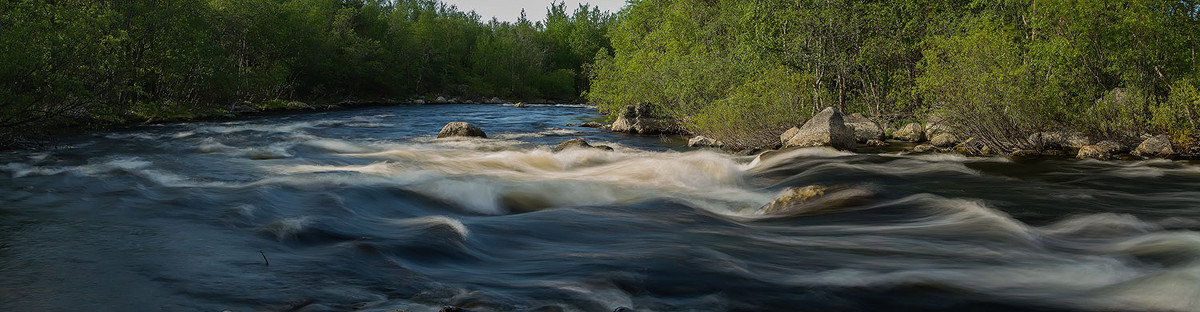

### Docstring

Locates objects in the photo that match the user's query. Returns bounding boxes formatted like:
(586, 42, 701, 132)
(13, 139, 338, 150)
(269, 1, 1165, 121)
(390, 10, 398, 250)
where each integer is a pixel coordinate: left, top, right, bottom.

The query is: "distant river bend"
(2, 104, 1199, 312)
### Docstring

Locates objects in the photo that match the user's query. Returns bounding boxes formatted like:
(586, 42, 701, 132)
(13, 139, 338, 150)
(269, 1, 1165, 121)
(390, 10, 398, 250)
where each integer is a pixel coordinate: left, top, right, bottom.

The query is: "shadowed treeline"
(0, 0, 613, 143)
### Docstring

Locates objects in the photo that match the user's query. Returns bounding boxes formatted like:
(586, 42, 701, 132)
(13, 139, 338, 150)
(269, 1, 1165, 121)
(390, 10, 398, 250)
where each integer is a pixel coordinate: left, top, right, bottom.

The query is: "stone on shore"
(913, 144, 937, 153)
(609, 104, 678, 134)
(437, 122, 486, 139)
(1077, 141, 1123, 160)
(286, 101, 313, 110)
(1132, 135, 1176, 157)
(687, 136, 725, 148)
(1029, 132, 1092, 151)
(844, 113, 884, 142)
(781, 107, 855, 150)
(892, 123, 925, 142)
(955, 137, 989, 156)
(930, 133, 961, 148)
(433, 96, 448, 104)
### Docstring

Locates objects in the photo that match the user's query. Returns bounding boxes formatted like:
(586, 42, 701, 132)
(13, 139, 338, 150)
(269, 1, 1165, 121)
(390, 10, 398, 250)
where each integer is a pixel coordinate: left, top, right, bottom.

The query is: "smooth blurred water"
(1, 104, 1199, 312)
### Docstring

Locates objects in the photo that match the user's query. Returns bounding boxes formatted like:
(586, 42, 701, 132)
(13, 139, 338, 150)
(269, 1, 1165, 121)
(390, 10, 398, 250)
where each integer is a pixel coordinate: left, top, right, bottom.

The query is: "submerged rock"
(760, 185, 827, 214)
(437, 122, 487, 139)
(553, 138, 612, 152)
(865, 139, 887, 147)
(892, 123, 925, 142)
(844, 113, 884, 142)
(781, 107, 855, 150)
(687, 136, 724, 148)
(579, 122, 604, 128)
(1133, 135, 1176, 157)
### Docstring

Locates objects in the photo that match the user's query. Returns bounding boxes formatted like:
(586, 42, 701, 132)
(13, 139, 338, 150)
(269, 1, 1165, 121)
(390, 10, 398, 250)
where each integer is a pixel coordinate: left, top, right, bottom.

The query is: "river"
(1, 104, 1199, 312)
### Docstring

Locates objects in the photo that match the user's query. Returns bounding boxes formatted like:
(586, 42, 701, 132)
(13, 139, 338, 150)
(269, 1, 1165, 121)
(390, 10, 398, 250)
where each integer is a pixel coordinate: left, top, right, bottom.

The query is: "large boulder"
(930, 133, 961, 148)
(553, 138, 613, 152)
(609, 104, 679, 134)
(1132, 135, 1176, 157)
(1077, 141, 1123, 160)
(844, 113, 884, 142)
(687, 136, 725, 148)
(781, 107, 856, 150)
(892, 123, 925, 142)
(437, 122, 487, 139)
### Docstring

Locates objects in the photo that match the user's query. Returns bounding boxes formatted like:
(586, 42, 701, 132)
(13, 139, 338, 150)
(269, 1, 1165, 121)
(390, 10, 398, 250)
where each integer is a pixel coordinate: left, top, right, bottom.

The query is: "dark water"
(2, 104, 1199, 312)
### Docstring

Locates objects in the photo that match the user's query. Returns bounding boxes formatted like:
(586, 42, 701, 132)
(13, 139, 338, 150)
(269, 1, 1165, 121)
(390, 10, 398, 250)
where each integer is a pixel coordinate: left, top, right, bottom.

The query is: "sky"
(439, 0, 627, 23)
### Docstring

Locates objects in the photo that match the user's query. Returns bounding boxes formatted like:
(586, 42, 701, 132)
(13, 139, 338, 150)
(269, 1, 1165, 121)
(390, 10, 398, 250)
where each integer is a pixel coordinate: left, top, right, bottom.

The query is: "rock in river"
(610, 104, 679, 134)
(553, 138, 613, 152)
(781, 107, 855, 150)
(438, 122, 487, 139)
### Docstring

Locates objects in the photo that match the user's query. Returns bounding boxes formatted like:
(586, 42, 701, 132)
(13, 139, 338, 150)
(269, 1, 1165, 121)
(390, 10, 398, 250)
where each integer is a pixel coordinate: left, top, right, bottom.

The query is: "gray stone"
(687, 136, 725, 148)
(553, 138, 612, 152)
(286, 101, 312, 110)
(930, 133, 961, 148)
(1132, 135, 1176, 157)
(844, 113, 884, 142)
(437, 122, 486, 139)
(413, 99, 426, 105)
(609, 104, 679, 134)
(759, 185, 826, 214)
(579, 122, 604, 128)
(433, 96, 448, 104)
(892, 123, 925, 142)
(1029, 132, 1092, 151)
(782, 107, 856, 150)
(913, 144, 937, 153)
(1077, 141, 1122, 160)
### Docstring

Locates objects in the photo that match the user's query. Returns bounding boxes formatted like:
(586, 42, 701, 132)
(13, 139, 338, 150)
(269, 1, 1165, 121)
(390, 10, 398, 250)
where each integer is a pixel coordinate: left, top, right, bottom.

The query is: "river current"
(1, 104, 1199, 312)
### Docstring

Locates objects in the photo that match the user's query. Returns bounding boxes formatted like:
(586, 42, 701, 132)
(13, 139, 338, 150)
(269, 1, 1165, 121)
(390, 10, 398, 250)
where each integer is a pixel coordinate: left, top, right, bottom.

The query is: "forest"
(589, 0, 1200, 150)
(4, 0, 1200, 152)
(1, 0, 612, 144)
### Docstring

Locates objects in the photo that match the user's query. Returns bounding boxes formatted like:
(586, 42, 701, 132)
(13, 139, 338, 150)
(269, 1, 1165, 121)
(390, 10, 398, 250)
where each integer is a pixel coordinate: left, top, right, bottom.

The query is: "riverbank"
(598, 104, 1200, 161)
(0, 96, 568, 151)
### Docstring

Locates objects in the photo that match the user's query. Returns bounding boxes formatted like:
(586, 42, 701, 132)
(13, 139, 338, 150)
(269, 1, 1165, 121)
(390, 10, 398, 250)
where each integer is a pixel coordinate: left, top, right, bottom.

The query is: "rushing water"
(1, 104, 1199, 312)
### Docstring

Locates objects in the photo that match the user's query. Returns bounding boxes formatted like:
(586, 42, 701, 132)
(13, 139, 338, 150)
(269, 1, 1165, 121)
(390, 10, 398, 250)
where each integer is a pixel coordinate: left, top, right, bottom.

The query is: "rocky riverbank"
(598, 105, 1199, 161)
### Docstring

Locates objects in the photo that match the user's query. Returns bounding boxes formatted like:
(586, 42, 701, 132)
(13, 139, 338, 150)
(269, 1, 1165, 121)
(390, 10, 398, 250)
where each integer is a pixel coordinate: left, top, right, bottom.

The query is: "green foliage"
(592, 0, 1200, 151)
(0, 0, 615, 138)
